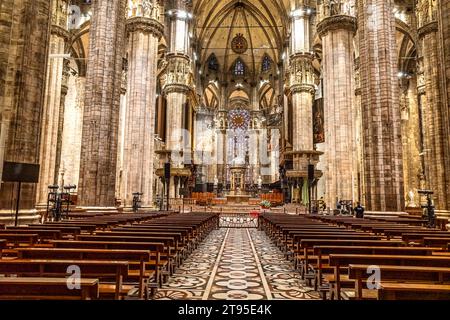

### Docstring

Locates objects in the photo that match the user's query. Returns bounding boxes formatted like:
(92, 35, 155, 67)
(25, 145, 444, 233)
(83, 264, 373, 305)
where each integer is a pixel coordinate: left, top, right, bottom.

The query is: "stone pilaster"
(0, 0, 52, 211)
(357, 0, 404, 211)
(418, 0, 450, 210)
(78, 0, 127, 207)
(122, 3, 164, 208)
(317, 9, 357, 207)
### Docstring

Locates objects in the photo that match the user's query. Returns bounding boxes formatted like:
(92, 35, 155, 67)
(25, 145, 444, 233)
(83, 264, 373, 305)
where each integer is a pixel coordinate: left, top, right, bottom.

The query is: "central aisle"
(155, 228, 320, 300)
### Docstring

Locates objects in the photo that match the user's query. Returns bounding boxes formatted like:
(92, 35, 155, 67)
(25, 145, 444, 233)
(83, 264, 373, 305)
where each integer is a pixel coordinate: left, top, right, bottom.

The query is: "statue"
(407, 190, 417, 207)
(257, 176, 262, 189)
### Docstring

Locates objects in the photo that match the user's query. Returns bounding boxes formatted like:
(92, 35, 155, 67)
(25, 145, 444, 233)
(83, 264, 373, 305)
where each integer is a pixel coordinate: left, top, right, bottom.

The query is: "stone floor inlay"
(154, 228, 320, 300)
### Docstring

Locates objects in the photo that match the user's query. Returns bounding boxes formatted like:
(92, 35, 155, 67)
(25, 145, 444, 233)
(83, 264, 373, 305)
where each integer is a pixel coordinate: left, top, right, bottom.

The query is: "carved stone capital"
(418, 21, 438, 38)
(317, 15, 357, 37)
(163, 84, 191, 95)
(51, 25, 70, 42)
(290, 52, 314, 63)
(126, 16, 164, 38)
(290, 84, 316, 95)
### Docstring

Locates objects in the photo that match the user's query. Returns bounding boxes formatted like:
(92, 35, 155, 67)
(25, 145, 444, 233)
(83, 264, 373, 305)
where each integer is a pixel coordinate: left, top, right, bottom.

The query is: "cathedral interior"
(0, 0, 449, 223)
(0, 0, 450, 299)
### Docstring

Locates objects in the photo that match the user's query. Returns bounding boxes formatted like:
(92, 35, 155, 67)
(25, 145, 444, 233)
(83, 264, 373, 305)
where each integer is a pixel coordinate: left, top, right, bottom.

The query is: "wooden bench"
(314, 246, 437, 291)
(329, 254, 450, 299)
(0, 277, 99, 300)
(293, 234, 384, 274)
(75, 234, 177, 273)
(16, 248, 155, 299)
(0, 233, 38, 246)
(49, 240, 167, 287)
(377, 283, 450, 300)
(348, 264, 450, 299)
(25, 225, 82, 237)
(0, 239, 6, 258)
(423, 237, 450, 249)
(1, 228, 62, 241)
(402, 232, 450, 244)
(0, 259, 128, 300)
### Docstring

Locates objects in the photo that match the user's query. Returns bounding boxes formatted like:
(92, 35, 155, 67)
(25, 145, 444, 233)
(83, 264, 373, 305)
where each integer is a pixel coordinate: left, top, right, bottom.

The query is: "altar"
(226, 194, 252, 204)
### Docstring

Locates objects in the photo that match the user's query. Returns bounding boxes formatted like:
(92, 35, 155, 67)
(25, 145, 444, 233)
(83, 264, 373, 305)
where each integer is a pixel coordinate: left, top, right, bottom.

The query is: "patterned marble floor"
(154, 228, 320, 300)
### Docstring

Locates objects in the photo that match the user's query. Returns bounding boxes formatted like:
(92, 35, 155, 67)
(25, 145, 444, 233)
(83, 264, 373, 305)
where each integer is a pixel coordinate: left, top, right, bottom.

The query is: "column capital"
(288, 53, 315, 94)
(162, 53, 193, 95)
(289, 52, 314, 62)
(317, 15, 356, 38)
(51, 25, 70, 42)
(290, 84, 316, 95)
(418, 21, 438, 38)
(126, 16, 164, 38)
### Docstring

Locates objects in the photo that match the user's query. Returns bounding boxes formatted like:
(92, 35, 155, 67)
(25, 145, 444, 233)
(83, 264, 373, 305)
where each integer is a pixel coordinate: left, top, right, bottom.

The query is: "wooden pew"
(329, 254, 450, 299)
(114, 226, 196, 257)
(93, 230, 186, 263)
(0, 223, 4, 230)
(0, 239, 6, 258)
(377, 283, 450, 300)
(314, 246, 437, 291)
(402, 232, 450, 244)
(0, 233, 38, 246)
(75, 235, 177, 273)
(0, 259, 128, 300)
(49, 240, 166, 286)
(0, 277, 99, 300)
(24, 225, 82, 237)
(293, 234, 383, 274)
(423, 237, 450, 249)
(16, 248, 154, 299)
(348, 264, 450, 299)
(1, 228, 62, 241)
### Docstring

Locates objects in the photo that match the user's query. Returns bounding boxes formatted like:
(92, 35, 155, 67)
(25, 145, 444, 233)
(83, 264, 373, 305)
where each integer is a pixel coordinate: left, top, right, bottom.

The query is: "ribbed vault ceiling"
(193, 0, 292, 78)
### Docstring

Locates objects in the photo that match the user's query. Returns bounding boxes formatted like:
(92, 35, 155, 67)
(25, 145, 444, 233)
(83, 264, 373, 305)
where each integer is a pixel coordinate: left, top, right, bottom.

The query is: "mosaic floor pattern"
(154, 228, 320, 300)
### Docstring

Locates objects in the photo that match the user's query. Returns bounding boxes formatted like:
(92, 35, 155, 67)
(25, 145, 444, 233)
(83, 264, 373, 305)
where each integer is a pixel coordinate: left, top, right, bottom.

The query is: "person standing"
(354, 202, 365, 218)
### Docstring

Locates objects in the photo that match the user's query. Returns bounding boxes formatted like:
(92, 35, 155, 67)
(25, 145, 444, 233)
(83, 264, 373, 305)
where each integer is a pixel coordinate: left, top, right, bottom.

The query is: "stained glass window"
(234, 59, 245, 76)
(262, 55, 271, 72)
(208, 54, 219, 71)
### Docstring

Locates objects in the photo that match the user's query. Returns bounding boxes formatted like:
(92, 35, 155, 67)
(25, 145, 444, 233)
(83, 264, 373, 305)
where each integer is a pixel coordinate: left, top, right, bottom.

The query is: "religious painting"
(313, 98, 325, 144)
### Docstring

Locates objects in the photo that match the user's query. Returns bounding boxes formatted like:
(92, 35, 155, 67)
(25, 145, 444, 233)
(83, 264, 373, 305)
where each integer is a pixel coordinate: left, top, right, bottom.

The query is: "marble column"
(289, 54, 315, 153)
(357, 0, 404, 211)
(162, 5, 193, 198)
(0, 0, 52, 211)
(417, 0, 449, 210)
(60, 75, 85, 189)
(122, 2, 164, 208)
(78, 0, 127, 207)
(317, 6, 357, 207)
(438, 0, 450, 211)
(54, 61, 71, 186)
(36, 0, 70, 207)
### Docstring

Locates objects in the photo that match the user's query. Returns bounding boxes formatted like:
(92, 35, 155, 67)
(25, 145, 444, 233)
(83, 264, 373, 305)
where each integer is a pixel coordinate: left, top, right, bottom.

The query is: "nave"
(1, 209, 450, 300)
(155, 228, 319, 300)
